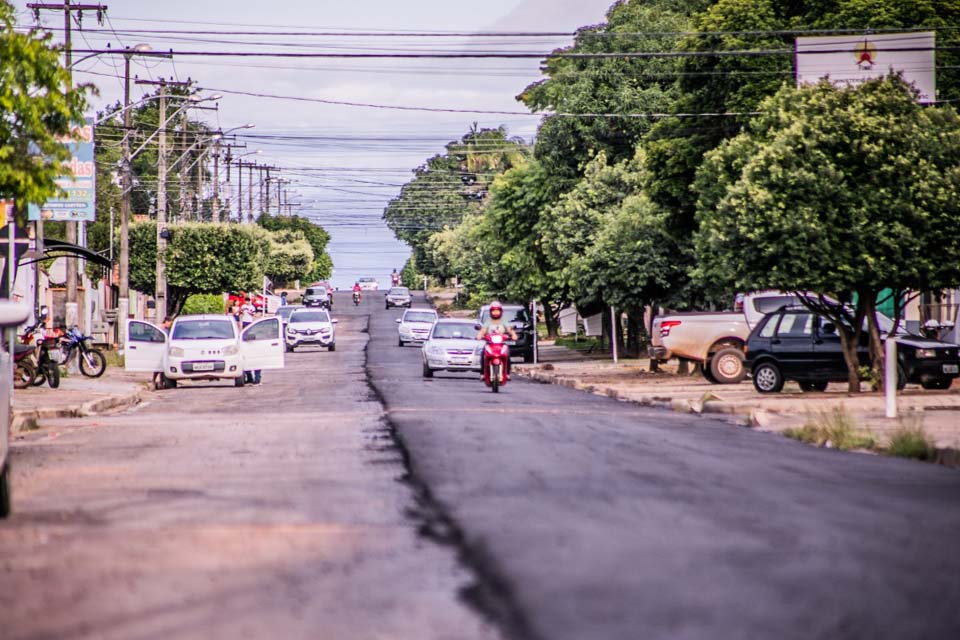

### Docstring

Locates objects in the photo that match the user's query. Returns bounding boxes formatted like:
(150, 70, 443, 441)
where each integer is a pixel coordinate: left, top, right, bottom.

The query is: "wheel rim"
(717, 354, 742, 378)
(755, 366, 778, 391)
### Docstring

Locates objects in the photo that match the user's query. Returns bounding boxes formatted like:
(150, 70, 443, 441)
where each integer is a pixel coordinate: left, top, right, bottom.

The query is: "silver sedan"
(421, 318, 483, 378)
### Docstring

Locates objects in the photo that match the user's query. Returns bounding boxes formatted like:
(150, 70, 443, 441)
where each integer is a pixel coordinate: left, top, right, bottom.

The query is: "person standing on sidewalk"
(240, 298, 261, 386)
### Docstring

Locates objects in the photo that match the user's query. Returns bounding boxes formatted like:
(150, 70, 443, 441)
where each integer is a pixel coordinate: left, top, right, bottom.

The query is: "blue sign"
(28, 118, 96, 222)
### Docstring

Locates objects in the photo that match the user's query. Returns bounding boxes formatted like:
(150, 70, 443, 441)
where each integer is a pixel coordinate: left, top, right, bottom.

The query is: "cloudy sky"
(13, 0, 614, 287)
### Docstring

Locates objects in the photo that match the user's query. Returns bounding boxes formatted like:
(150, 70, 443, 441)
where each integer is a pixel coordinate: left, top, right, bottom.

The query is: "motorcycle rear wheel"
(14, 360, 35, 389)
(79, 349, 106, 378)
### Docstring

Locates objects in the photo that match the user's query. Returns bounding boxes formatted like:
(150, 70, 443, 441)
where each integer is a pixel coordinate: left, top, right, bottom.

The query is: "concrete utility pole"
(248, 162, 255, 223)
(28, 1, 108, 330)
(211, 138, 221, 222)
(135, 78, 192, 321)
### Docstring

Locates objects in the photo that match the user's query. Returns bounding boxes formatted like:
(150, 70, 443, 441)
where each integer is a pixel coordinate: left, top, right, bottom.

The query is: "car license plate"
(192, 362, 215, 372)
(943, 364, 959, 374)
(450, 356, 472, 364)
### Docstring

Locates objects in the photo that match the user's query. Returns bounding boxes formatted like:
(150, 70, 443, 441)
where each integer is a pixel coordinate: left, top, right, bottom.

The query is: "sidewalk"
(11, 365, 149, 433)
(518, 342, 960, 462)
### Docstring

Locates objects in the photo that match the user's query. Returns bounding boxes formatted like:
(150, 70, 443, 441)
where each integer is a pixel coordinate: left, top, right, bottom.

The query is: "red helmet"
(489, 301, 503, 319)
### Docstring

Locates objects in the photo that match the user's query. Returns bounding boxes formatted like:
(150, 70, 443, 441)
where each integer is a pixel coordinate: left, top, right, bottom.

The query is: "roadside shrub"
(783, 407, 876, 451)
(887, 417, 935, 460)
(181, 293, 226, 315)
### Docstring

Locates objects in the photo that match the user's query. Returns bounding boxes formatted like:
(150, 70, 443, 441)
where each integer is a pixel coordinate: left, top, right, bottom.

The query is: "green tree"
(694, 76, 960, 391)
(0, 3, 89, 224)
(263, 229, 314, 287)
(256, 213, 332, 282)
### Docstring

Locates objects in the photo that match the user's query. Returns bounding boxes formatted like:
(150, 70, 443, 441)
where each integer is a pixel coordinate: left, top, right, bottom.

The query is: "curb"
(516, 368, 960, 469)
(11, 386, 147, 435)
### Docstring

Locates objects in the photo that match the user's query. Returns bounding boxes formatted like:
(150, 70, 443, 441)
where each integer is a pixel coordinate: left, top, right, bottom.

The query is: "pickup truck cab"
(650, 292, 815, 384)
(125, 315, 284, 388)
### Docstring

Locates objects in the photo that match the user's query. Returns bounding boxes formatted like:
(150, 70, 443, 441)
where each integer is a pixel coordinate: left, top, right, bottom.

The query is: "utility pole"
(237, 157, 243, 223)
(212, 138, 221, 222)
(248, 162, 255, 224)
(135, 78, 191, 321)
(28, 1, 108, 331)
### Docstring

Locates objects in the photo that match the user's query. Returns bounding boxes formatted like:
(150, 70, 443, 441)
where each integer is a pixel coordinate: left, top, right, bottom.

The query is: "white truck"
(650, 291, 810, 384)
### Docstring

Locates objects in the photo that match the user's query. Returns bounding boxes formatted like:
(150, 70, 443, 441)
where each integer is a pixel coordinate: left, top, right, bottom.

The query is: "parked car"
(275, 304, 305, 332)
(650, 291, 831, 384)
(125, 315, 284, 388)
(303, 286, 331, 308)
(385, 286, 412, 309)
(397, 308, 438, 346)
(477, 304, 536, 363)
(285, 308, 337, 352)
(421, 318, 483, 378)
(358, 277, 379, 291)
(745, 306, 960, 393)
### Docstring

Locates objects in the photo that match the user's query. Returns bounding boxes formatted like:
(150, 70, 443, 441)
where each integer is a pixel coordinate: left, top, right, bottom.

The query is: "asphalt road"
(0, 295, 498, 640)
(367, 293, 960, 640)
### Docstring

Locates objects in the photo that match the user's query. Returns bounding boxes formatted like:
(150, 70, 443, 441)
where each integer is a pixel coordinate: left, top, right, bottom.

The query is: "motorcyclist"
(391, 268, 401, 286)
(352, 282, 362, 303)
(477, 301, 517, 380)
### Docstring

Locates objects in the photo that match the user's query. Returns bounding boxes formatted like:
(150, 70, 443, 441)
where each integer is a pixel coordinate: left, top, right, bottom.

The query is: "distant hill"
(487, 0, 612, 31)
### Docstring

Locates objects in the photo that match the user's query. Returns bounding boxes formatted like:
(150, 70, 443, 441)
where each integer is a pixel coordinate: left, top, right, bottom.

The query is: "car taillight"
(660, 320, 681, 337)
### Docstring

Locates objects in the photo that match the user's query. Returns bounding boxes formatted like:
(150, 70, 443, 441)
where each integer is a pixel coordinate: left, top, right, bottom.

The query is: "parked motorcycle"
(11, 344, 36, 389)
(58, 326, 107, 377)
(481, 332, 510, 393)
(353, 291, 361, 306)
(21, 308, 60, 388)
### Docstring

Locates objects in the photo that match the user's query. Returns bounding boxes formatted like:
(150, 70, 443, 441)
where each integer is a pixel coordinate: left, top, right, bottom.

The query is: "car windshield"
(276, 306, 299, 319)
(290, 311, 330, 323)
(305, 288, 325, 296)
(389, 287, 409, 295)
(359, 278, 375, 283)
(481, 307, 529, 323)
(172, 319, 235, 340)
(404, 311, 437, 323)
(432, 323, 476, 339)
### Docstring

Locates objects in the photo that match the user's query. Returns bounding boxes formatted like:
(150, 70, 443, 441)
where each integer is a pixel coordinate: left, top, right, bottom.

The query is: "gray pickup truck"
(650, 292, 812, 384)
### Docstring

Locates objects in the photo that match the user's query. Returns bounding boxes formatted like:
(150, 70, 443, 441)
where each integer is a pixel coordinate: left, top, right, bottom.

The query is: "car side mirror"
(396, 319, 402, 324)
(822, 322, 836, 335)
(474, 324, 482, 331)
(332, 319, 338, 324)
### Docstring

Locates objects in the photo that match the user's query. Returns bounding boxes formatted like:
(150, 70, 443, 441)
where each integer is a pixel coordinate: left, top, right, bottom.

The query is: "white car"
(421, 318, 483, 378)
(397, 308, 438, 346)
(358, 277, 379, 291)
(125, 315, 284, 389)
(285, 308, 337, 352)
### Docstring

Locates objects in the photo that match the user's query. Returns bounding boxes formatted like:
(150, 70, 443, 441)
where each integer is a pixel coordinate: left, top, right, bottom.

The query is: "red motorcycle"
(482, 332, 510, 393)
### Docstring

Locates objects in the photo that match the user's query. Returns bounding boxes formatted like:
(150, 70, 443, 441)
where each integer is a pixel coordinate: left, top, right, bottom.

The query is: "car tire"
(523, 352, 534, 364)
(422, 362, 434, 378)
(162, 375, 177, 389)
(398, 338, 404, 347)
(702, 366, 717, 383)
(897, 364, 907, 391)
(920, 377, 952, 390)
(328, 343, 336, 352)
(752, 361, 784, 393)
(234, 376, 245, 388)
(0, 462, 11, 518)
(709, 347, 746, 384)
(799, 381, 829, 392)
(285, 344, 294, 353)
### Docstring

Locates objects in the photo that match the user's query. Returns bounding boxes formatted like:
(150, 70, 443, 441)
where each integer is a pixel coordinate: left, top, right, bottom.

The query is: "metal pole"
(154, 82, 168, 322)
(247, 163, 254, 224)
(197, 146, 204, 220)
(237, 160, 243, 223)
(532, 299, 538, 365)
(885, 337, 897, 418)
(611, 305, 619, 364)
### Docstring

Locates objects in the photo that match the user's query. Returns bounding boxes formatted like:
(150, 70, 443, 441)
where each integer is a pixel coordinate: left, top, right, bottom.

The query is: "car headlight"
(427, 345, 444, 355)
(168, 346, 184, 358)
(286, 326, 296, 334)
(916, 348, 937, 358)
(223, 345, 239, 356)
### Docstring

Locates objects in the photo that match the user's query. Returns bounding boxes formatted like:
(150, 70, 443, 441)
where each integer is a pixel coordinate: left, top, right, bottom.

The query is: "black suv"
(303, 286, 330, 309)
(478, 304, 536, 363)
(745, 307, 960, 392)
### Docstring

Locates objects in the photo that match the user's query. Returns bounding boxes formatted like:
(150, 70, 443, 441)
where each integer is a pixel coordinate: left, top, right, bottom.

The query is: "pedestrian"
(230, 299, 241, 325)
(152, 315, 175, 389)
(240, 298, 261, 386)
(280, 291, 288, 306)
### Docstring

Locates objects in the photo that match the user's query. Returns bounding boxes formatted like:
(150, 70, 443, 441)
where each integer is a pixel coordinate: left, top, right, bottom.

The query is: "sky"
(12, 0, 614, 288)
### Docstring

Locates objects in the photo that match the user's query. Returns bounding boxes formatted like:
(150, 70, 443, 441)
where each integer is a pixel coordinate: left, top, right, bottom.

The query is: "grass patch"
(886, 415, 935, 461)
(554, 334, 602, 352)
(783, 406, 876, 451)
(103, 349, 124, 369)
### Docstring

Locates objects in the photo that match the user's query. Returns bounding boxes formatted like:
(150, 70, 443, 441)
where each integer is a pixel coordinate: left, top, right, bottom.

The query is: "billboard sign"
(28, 118, 96, 222)
(796, 32, 935, 103)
